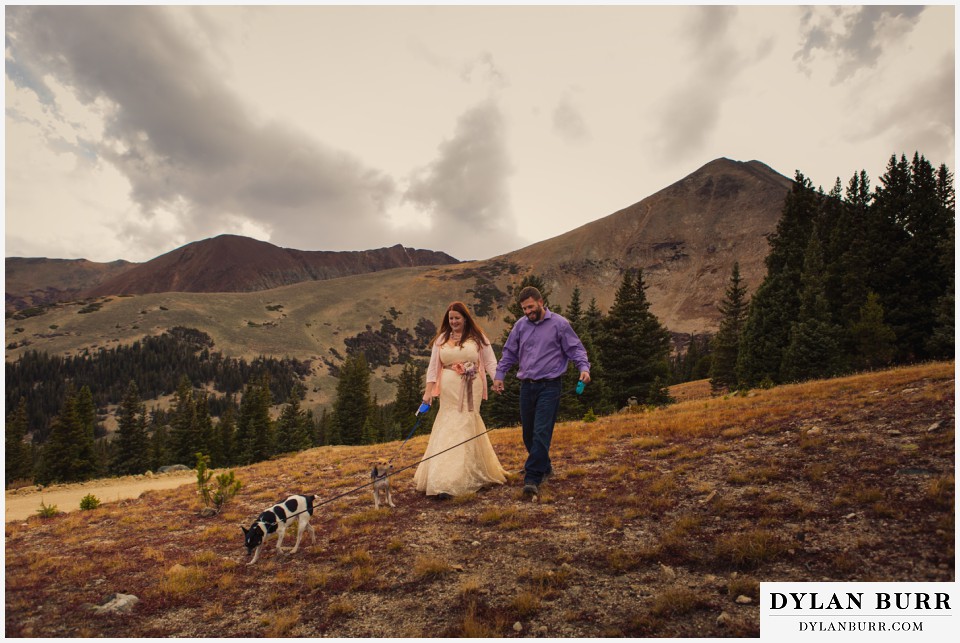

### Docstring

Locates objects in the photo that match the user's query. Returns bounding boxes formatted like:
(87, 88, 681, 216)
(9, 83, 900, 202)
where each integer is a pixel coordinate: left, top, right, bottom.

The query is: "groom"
(493, 287, 590, 498)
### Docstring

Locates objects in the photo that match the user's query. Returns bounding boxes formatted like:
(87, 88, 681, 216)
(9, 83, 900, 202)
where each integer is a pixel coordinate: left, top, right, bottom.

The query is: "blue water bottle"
(576, 380, 586, 395)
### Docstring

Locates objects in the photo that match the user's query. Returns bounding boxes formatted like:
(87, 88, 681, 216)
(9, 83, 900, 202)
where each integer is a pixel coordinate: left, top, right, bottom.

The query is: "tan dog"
(371, 460, 396, 509)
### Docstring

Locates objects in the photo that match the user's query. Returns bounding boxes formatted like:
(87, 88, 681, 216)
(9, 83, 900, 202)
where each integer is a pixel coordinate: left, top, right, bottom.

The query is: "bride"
(413, 301, 507, 499)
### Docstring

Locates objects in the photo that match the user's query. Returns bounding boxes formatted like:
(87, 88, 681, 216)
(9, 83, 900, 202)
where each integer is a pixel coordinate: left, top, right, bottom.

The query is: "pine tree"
(238, 376, 274, 463)
(73, 385, 99, 477)
(738, 172, 820, 386)
(575, 325, 613, 415)
(275, 385, 312, 454)
(233, 386, 256, 462)
(361, 396, 384, 445)
(927, 226, 954, 359)
(710, 262, 749, 392)
(170, 376, 198, 465)
(928, 163, 956, 359)
(557, 285, 613, 419)
(5, 398, 33, 485)
(780, 232, 844, 382)
(870, 154, 914, 358)
(333, 354, 371, 445)
(392, 361, 426, 438)
(38, 389, 90, 484)
(194, 392, 215, 461)
(304, 409, 318, 447)
(888, 153, 954, 360)
(830, 170, 874, 333)
(565, 287, 583, 328)
(849, 292, 897, 370)
(570, 296, 614, 415)
(317, 407, 336, 446)
(583, 297, 604, 338)
(149, 423, 172, 471)
(212, 404, 236, 467)
(112, 381, 150, 475)
(599, 270, 671, 407)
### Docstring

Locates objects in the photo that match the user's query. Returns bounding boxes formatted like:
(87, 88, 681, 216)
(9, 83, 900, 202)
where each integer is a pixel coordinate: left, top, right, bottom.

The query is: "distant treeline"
(5, 327, 311, 442)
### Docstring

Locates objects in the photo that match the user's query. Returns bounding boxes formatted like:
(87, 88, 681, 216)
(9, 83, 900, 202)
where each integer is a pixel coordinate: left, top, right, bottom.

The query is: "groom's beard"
(526, 307, 543, 322)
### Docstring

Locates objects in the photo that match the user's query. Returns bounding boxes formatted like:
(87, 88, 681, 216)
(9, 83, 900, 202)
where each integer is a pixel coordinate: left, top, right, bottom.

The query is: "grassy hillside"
(4, 362, 954, 637)
(4, 263, 512, 408)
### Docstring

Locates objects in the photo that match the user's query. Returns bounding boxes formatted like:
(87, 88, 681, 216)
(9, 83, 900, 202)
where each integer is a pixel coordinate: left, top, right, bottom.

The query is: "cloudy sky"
(4, 4, 954, 263)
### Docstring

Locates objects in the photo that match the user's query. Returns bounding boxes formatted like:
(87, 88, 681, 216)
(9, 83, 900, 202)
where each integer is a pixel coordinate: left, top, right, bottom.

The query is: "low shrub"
(36, 501, 59, 518)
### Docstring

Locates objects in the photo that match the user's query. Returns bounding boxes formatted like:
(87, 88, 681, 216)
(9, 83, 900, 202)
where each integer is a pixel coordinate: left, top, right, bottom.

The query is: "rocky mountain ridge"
(6, 238, 459, 310)
(86, 236, 460, 297)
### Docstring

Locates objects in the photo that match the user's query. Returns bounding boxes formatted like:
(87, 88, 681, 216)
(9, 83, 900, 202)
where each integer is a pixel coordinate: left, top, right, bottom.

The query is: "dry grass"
(412, 555, 453, 580)
(477, 506, 523, 529)
(459, 604, 499, 637)
(326, 598, 356, 619)
(457, 575, 483, 599)
(262, 606, 301, 636)
(3, 361, 953, 638)
(156, 564, 207, 599)
(714, 529, 787, 569)
(650, 587, 711, 616)
(339, 548, 373, 567)
(306, 569, 331, 589)
(926, 475, 955, 508)
(727, 576, 760, 600)
(510, 590, 542, 616)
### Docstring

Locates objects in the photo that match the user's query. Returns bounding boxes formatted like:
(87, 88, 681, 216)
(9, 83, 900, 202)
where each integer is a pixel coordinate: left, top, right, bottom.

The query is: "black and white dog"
(240, 494, 316, 565)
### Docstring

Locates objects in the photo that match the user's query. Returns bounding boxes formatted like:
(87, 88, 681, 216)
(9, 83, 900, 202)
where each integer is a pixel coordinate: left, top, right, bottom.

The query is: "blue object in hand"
(417, 402, 431, 415)
(576, 380, 586, 395)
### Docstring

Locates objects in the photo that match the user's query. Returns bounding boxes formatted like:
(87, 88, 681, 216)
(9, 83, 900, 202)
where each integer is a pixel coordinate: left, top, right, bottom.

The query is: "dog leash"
(276, 422, 501, 522)
(381, 402, 431, 468)
(259, 383, 588, 522)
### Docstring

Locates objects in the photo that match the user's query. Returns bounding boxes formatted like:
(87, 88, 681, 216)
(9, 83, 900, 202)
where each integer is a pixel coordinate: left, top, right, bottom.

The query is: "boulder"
(158, 464, 191, 473)
(93, 593, 139, 615)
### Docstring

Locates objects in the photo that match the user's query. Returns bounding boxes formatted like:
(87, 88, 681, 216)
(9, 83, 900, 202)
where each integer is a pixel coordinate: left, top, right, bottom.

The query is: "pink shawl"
(425, 334, 497, 401)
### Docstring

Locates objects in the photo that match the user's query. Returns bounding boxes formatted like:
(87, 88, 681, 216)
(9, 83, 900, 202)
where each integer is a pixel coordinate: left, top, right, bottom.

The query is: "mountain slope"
(493, 158, 793, 333)
(4, 257, 135, 311)
(4, 362, 953, 636)
(84, 235, 459, 296)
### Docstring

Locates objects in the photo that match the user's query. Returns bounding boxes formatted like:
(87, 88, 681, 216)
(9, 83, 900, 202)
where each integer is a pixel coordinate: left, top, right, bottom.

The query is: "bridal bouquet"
(452, 361, 477, 377)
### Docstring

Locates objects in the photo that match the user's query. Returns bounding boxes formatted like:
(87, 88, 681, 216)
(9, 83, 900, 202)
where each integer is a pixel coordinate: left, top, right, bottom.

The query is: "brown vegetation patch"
(4, 362, 954, 637)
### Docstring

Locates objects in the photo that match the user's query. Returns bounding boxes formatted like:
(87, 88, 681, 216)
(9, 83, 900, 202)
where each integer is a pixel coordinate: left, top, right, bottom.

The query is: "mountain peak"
(501, 157, 793, 333)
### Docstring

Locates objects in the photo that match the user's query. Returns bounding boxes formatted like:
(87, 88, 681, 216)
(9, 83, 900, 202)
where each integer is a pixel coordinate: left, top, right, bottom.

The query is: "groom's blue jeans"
(519, 377, 562, 486)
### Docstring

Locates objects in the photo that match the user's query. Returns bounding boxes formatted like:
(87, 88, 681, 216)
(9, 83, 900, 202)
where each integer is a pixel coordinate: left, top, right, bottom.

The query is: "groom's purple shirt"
(495, 308, 590, 381)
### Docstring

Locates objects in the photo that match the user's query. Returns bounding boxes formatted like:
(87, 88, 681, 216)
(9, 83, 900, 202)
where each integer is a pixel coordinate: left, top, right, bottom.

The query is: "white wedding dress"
(413, 340, 507, 496)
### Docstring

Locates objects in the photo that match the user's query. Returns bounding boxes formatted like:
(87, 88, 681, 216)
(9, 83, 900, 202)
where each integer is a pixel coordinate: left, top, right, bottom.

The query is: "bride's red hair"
(430, 301, 490, 348)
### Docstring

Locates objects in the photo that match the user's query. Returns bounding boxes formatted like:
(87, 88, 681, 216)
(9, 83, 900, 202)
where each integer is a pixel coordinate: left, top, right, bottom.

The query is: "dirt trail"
(4, 472, 195, 522)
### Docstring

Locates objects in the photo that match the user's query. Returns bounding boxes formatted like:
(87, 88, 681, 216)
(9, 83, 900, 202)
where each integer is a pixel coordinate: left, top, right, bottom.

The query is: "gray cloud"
(5, 5, 397, 253)
(460, 52, 508, 90)
(795, 6, 926, 82)
(403, 100, 524, 259)
(552, 94, 589, 144)
(851, 53, 955, 162)
(650, 5, 742, 160)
